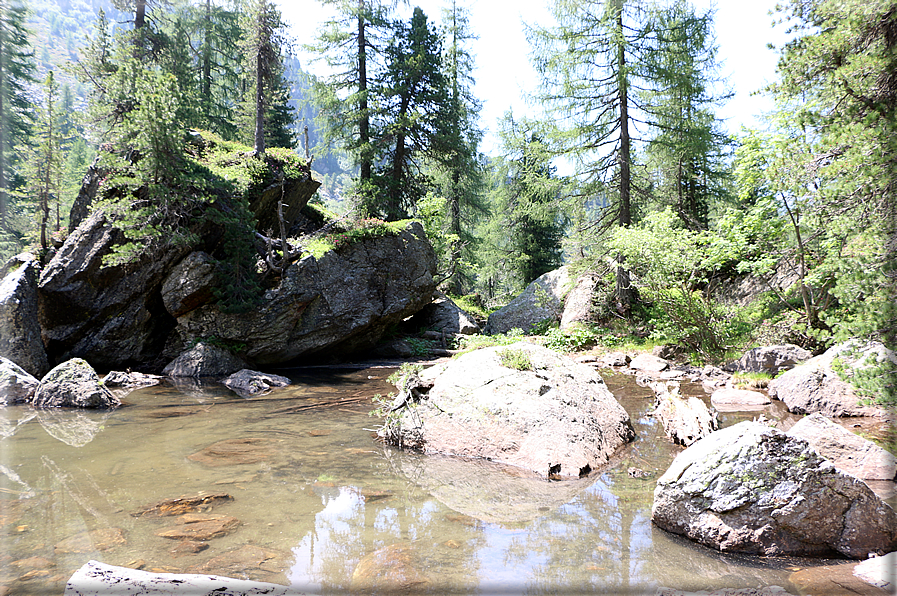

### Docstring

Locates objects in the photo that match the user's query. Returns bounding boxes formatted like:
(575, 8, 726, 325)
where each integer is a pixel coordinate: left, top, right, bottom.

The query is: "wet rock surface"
(350, 543, 429, 593)
(33, 358, 120, 409)
(652, 421, 897, 558)
(650, 381, 718, 446)
(187, 437, 281, 467)
(132, 492, 234, 517)
(223, 369, 291, 398)
(0, 356, 39, 405)
(54, 528, 126, 554)
(0, 253, 50, 378)
(787, 412, 897, 481)
(185, 544, 291, 583)
(154, 514, 241, 541)
(382, 342, 634, 478)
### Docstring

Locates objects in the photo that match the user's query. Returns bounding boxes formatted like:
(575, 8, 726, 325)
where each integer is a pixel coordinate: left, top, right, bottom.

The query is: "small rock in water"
(154, 514, 241, 541)
(54, 528, 126, 553)
(170, 540, 209, 558)
(627, 467, 653, 479)
(132, 492, 234, 517)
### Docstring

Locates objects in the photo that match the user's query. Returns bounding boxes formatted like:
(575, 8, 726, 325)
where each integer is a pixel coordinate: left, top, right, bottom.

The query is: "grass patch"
(498, 348, 533, 371)
(453, 329, 526, 355)
(730, 371, 773, 389)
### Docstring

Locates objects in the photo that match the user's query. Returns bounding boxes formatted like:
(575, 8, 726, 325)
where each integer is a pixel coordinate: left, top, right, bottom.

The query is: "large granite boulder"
(652, 421, 897, 558)
(787, 412, 897, 481)
(171, 221, 436, 364)
(410, 292, 480, 335)
(768, 340, 894, 417)
(724, 344, 812, 375)
(381, 342, 634, 478)
(0, 356, 40, 405)
(485, 266, 571, 335)
(650, 381, 718, 446)
(560, 271, 602, 331)
(33, 358, 120, 409)
(163, 342, 248, 378)
(0, 253, 50, 377)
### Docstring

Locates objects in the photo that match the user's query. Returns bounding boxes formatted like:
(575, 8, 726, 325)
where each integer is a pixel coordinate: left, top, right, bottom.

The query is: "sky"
(276, 0, 790, 156)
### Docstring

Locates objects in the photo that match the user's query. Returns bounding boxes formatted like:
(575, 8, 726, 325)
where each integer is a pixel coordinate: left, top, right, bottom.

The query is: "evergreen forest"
(0, 0, 894, 401)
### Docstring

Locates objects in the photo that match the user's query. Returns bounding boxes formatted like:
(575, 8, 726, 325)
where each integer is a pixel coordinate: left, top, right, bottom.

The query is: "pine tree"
(375, 7, 448, 220)
(33, 71, 62, 251)
(0, 0, 34, 239)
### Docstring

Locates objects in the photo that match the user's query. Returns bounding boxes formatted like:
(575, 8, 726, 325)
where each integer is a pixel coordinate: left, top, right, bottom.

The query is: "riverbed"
(0, 365, 885, 594)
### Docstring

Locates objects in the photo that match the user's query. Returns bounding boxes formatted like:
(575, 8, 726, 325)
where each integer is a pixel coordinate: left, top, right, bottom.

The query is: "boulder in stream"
(223, 369, 291, 398)
(710, 388, 771, 411)
(33, 358, 120, 409)
(768, 340, 894, 417)
(163, 342, 248, 378)
(652, 421, 897, 558)
(787, 412, 897, 481)
(650, 381, 718, 446)
(381, 342, 634, 478)
(0, 356, 39, 405)
(723, 344, 812, 375)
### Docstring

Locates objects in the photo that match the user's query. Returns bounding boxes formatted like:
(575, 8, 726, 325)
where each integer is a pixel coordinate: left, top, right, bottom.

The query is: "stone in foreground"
(381, 342, 634, 478)
(787, 412, 897, 481)
(652, 421, 897, 559)
(33, 358, 120, 409)
(0, 355, 40, 405)
(65, 560, 304, 596)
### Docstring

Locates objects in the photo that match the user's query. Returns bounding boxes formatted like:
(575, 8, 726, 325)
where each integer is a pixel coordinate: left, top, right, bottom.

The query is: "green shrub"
(498, 348, 533, 371)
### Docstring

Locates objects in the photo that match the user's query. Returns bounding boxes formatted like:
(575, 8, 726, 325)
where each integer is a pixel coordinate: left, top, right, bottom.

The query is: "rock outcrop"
(223, 369, 291, 398)
(787, 412, 896, 481)
(768, 340, 894, 417)
(409, 292, 480, 335)
(0, 253, 50, 377)
(163, 342, 248, 378)
(33, 358, 120, 409)
(160, 250, 217, 318)
(485, 267, 570, 335)
(381, 342, 634, 478)
(650, 382, 718, 446)
(0, 356, 39, 405)
(652, 421, 897, 558)
(560, 271, 601, 331)
(171, 221, 436, 364)
(724, 344, 812, 375)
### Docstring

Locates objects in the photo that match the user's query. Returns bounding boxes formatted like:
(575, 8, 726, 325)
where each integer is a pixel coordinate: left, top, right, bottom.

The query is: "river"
(0, 364, 884, 594)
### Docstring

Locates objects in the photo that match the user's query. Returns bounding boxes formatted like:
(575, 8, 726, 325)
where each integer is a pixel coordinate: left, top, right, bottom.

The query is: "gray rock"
(652, 421, 897, 558)
(102, 370, 163, 388)
(173, 221, 436, 364)
(411, 292, 480, 335)
(787, 412, 897, 481)
(161, 251, 217, 317)
(485, 267, 571, 335)
(724, 344, 812, 375)
(599, 351, 631, 367)
(381, 342, 634, 478)
(0, 356, 40, 405)
(163, 343, 247, 378)
(67, 156, 100, 233)
(0, 253, 50, 377)
(629, 353, 670, 373)
(650, 381, 718, 446)
(560, 272, 600, 331)
(33, 358, 121, 408)
(64, 560, 300, 596)
(710, 388, 772, 411)
(768, 340, 894, 417)
(223, 369, 291, 398)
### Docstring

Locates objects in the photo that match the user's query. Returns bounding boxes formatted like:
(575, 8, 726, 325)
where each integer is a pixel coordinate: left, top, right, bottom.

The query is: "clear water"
(0, 366, 887, 595)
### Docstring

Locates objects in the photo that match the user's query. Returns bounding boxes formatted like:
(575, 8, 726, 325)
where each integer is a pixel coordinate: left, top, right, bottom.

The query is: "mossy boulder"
(33, 358, 120, 409)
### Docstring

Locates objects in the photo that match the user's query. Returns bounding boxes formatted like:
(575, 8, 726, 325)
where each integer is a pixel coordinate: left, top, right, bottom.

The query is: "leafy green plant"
(405, 338, 432, 357)
(498, 348, 533, 371)
(541, 324, 601, 353)
(453, 329, 525, 355)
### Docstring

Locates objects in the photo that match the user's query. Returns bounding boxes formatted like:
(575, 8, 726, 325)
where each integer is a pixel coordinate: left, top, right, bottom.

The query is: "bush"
(498, 348, 532, 371)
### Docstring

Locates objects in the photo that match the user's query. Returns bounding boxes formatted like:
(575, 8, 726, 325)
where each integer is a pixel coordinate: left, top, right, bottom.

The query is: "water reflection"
(36, 409, 112, 447)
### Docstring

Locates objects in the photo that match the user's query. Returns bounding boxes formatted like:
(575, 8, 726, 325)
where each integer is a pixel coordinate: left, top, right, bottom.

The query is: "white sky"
(276, 0, 789, 156)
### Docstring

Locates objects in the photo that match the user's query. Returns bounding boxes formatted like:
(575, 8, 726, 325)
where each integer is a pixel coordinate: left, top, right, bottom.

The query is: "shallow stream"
(0, 364, 890, 594)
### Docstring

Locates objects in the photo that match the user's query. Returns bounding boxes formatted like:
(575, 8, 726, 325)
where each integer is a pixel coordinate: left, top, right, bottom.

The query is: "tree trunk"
(358, 4, 371, 182)
(201, 0, 212, 121)
(135, 0, 146, 29)
(615, 3, 636, 314)
(388, 96, 409, 220)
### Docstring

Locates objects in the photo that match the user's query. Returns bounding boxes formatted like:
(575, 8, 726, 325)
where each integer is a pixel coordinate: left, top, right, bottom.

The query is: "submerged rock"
(163, 342, 248, 378)
(768, 340, 894, 417)
(33, 358, 120, 409)
(188, 437, 281, 467)
(787, 412, 896, 481)
(485, 266, 571, 335)
(223, 369, 291, 398)
(381, 342, 634, 478)
(0, 253, 50, 378)
(184, 544, 291, 582)
(724, 344, 812, 375)
(132, 492, 234, 518)
(652, 421, 897, 558)
(55, 528, 126, 554)
(154, 514, 241, 541)
(350, 544, 429, 593)
(0, 356, 40, 405)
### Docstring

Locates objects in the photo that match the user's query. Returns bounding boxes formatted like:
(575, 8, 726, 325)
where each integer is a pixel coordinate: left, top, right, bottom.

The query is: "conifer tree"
(0, 0, 34, 239)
